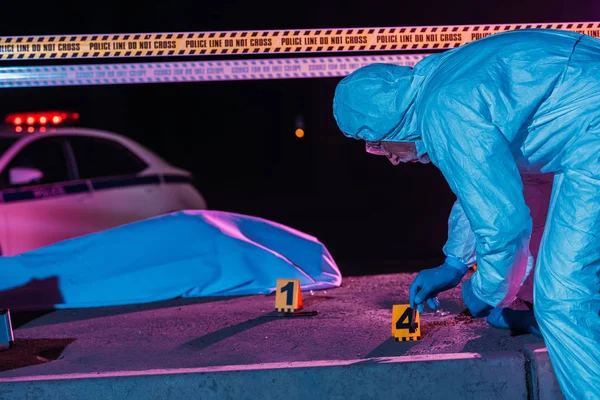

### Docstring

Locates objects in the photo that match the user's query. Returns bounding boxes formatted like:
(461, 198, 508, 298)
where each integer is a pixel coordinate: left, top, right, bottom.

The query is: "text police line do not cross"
(0, 21, 598, 61)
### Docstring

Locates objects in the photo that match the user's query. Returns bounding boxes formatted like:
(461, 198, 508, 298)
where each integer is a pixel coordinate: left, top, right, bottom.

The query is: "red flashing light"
(4, 111, 79, 132)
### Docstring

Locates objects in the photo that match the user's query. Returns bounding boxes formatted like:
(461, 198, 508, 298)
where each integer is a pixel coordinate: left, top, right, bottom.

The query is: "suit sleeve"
(422, 99, 532, 307)
(443, 200, 477, 268)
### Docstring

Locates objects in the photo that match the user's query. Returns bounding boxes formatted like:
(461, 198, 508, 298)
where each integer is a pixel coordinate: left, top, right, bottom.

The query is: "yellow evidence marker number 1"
(392, 304, 421, 342)
(275, 279, 303, 313)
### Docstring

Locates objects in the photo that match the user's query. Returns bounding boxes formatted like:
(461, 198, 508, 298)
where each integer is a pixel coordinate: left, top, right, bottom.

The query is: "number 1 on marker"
(275, 279, 303, 312)
(281, 281, 294, 305)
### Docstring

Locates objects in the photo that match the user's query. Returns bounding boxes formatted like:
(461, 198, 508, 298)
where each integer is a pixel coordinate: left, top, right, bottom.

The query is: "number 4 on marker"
(392, 304, 421, 341)
(396, 307, 418, 333)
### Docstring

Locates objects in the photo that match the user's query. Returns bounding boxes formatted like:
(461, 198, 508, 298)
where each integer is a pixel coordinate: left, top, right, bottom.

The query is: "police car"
(0, 111, 207, 256)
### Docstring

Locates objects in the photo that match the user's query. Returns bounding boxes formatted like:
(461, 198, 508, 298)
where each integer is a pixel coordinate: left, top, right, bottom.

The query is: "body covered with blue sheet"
(0, 210, 341, 309)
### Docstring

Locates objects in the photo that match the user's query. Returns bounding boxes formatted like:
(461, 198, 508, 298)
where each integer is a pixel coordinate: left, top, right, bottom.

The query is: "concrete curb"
(525, 344, 565, 400)
(0, 352, 527, 400)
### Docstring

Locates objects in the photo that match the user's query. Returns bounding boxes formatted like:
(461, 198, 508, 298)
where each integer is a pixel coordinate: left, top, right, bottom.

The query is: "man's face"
(365, 141, 423, 165)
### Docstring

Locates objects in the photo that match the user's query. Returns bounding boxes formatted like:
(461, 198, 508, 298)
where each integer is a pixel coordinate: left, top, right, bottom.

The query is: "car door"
(0, 136, 94, 255)
(65, 135, 163, 232)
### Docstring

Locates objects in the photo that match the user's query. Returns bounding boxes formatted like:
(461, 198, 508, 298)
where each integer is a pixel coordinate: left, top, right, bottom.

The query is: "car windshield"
(0, 137, 18, 156)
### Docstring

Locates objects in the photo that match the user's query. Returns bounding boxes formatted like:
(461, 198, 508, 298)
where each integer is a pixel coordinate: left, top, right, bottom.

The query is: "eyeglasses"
(364, 140, 420, 165)
(365, 141, 390, 156)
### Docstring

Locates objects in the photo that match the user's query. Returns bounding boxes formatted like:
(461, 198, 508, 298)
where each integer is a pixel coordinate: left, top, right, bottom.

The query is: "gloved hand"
(409, 257, 469, 313)
(486, 308, 541, 336)
(461, 278, 494, 318)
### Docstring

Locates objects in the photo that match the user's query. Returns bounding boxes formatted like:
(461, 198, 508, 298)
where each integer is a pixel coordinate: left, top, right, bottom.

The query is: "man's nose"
(387, 154, 401, 165)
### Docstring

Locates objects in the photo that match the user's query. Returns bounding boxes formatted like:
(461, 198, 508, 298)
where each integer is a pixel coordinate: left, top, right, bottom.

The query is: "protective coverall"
(332, 29, 600, 399)
(445, 172, 553, 305)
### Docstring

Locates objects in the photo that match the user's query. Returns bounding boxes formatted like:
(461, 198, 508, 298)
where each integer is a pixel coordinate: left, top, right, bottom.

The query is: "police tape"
(0, 54, 428, 87)
(0, 21, 599, 60)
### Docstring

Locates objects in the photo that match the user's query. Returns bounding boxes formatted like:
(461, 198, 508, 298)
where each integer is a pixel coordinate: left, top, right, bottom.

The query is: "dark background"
(0, 0, 597, 276)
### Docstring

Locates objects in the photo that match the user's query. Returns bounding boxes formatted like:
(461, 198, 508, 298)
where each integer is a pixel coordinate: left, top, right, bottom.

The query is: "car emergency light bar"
(4, 111, 79, 132)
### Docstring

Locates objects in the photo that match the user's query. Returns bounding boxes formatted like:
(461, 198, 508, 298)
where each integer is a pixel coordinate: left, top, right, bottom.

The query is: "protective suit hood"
(333, 63, 422, 143)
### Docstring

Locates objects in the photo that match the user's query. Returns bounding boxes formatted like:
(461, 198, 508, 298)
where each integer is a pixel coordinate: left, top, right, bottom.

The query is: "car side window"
(68, 136, 148, 180)
(1, 137, 71, 189)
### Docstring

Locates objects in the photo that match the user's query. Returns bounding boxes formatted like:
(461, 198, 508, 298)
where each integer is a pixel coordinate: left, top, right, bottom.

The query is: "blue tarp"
(0, 210, 342, 309)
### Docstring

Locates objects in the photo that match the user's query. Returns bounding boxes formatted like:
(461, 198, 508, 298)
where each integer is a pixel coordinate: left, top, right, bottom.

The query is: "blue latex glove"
(486, 308, 542, 336)
(409, 257, 469, 313)
(461, 278, 494, 318)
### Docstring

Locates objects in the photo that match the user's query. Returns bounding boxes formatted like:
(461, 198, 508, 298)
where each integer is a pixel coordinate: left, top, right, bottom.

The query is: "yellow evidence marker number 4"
(275, 279, 303, 313)
(392, 304, 421, 342)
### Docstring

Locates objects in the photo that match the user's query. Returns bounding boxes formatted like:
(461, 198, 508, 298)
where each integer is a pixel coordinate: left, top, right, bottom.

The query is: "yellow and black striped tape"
(0, 21, 599, 60)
